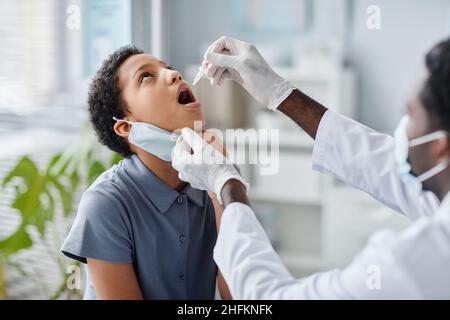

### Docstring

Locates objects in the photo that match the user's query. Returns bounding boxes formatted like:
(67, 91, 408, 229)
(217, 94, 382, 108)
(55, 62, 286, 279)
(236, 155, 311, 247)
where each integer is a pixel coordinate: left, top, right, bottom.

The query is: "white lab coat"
(214, 110, 450, 299)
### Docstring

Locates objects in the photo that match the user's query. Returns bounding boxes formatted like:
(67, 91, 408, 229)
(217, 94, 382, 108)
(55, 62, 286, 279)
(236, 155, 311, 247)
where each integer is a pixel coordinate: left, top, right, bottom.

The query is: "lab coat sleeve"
(214, 202, 424, 300)
(311, 110, 439, 220)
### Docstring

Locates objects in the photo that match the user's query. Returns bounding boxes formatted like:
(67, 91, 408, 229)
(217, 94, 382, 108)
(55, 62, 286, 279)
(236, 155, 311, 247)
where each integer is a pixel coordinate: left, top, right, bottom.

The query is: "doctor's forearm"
(220, 179, 250, 208)
(278, 89, 328, 139)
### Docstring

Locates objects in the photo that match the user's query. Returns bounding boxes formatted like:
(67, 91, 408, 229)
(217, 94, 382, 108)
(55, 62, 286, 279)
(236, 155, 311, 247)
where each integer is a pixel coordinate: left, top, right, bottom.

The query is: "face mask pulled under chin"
(393, 115, 449, 195)
(113, 117, 180, 161)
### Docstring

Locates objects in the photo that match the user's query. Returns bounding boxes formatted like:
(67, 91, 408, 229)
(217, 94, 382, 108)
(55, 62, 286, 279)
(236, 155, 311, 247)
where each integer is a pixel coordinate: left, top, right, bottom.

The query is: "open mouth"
(177, 85, 196, 105)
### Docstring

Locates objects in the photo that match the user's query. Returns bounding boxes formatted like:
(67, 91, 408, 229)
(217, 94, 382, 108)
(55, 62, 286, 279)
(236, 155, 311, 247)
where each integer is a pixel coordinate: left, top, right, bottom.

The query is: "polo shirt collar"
(182, 184, 205, 207)
(126, 155, 204, 213)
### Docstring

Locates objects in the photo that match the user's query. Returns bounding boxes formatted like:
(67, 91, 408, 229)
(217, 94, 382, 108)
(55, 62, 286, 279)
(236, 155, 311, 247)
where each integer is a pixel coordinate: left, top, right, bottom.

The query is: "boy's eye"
(140, 72, 152, 83)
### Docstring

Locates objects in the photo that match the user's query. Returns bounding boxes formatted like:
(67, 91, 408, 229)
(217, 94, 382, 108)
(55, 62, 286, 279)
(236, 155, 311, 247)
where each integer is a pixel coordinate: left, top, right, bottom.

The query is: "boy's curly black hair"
(88, 45, 144, 157)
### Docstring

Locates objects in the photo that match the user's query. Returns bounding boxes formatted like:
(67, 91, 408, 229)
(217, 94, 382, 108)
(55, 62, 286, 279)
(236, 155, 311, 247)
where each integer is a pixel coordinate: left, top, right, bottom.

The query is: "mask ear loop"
(417, 158, 450, 182)
(112, 117, 133, 125)
(409, 131, 448, 147)
(411, 131, 450, 182)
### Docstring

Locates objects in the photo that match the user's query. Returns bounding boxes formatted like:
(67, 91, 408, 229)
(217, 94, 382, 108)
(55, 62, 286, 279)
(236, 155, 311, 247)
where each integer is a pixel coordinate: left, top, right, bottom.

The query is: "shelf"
(278, 132, 314, 149)
(249, 189, 322, 206)
(226, 130, 314, 149)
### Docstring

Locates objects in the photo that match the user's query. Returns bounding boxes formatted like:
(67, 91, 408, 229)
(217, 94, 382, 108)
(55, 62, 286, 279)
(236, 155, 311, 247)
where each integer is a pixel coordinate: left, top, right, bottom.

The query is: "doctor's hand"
(172, 128, 249, 204)
(202, 130, 227, 203)
(202, 36, 294, 110)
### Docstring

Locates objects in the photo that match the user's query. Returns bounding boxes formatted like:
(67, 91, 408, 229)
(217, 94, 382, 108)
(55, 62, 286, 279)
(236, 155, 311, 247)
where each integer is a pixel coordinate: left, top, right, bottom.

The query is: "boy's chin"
(180, 118, 205, 131)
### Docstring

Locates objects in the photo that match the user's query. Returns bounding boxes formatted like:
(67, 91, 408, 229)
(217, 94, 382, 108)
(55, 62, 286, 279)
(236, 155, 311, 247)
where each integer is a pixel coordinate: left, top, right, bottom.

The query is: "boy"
(61, 45, 230, 299)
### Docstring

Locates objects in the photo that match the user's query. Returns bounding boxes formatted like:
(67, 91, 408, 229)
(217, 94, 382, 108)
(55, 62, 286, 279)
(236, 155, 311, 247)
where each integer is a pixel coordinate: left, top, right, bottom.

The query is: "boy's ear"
(114, 121, 131, 138)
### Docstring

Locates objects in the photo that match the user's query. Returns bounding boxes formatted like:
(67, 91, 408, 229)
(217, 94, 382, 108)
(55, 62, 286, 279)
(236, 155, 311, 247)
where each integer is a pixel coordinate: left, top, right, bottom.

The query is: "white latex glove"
(203, 36, 295, 110)
(172, 128, 249, 204)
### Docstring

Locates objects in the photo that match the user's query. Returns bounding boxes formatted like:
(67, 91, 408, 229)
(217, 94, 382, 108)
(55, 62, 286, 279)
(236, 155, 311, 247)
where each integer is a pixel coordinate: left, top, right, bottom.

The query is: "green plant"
(0, 255, 5, 299)
(0, 124, 122, 299)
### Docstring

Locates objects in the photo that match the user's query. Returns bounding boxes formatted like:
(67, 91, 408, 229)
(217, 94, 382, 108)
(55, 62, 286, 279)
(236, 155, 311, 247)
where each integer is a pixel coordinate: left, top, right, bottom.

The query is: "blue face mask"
(393, 115, 449, 195)
(113, 117, 179, 162)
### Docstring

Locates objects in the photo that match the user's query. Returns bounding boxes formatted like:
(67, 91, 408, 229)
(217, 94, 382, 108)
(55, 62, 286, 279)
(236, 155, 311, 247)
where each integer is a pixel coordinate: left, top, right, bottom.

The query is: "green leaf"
(1, 155, 68, 245)
(9, 174, 46, 223)
(47, 153, 63, 171)
(49, 177, 73, 216)
(110, 153, 123, 166)
(0, 224, 33, 256)
(44, 190, 55, 223)
(30, 206, 46, 236)
(0, 124, 111, 260)
(31, 192, 55, 236)
(69, 171, 80, 191)
(2, 156, 38, 189)
(87, 161, 106, 186)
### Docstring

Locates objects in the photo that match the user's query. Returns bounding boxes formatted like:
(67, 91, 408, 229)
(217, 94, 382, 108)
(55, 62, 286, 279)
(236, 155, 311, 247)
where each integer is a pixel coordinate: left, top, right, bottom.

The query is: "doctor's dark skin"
(406, 96, 450, 200)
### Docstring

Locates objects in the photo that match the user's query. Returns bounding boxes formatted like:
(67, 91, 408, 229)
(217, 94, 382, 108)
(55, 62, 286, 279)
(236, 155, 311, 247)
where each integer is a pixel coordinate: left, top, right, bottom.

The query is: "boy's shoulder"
(86, 156, 133, 196)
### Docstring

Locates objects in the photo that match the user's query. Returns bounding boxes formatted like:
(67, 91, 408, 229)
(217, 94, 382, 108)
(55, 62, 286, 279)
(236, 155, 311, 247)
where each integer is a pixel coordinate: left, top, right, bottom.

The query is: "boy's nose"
(166, 69, 182, 84)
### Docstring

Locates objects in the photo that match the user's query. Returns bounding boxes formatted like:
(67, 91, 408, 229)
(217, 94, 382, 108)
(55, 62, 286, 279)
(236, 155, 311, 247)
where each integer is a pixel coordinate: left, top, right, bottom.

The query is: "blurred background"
(0, 0, 449, 299)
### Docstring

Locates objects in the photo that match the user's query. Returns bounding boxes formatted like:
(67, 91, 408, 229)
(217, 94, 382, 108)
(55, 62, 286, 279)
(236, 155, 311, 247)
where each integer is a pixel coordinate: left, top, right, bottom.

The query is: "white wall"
(351, 0, 450, 133)
(166, 0, 233, 71)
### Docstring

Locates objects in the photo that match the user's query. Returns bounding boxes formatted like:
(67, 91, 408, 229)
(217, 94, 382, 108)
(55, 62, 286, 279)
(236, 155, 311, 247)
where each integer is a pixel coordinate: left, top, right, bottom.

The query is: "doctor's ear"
(434, 135, 450, 160)
(113, 120, 131, 138)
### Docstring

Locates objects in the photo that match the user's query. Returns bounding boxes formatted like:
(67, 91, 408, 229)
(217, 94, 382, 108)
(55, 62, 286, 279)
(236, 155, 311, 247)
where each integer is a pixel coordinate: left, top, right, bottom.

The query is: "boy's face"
(118, 53, 204, 132)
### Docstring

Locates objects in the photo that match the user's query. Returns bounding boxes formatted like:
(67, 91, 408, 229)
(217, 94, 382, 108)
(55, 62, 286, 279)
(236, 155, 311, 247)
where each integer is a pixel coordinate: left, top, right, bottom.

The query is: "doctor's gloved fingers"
(207, 36, 245, 56)
(217, 70, 230, 86)
(174, 136, 192, 156)
(204, 43, 240, 81)
(181, 128, 207, 152)
(206, 63, 217, 80)
(178, 172, 195, 185)
(172, 143, 193, 170)
(174, 134, 184, 148)
(209, 67, 226, 86)
(230, 69, 244, 86)
(212, 68, 243, 87)
(217, 69, 241, 86)
(203, 37, 230, 60)
(203, 47, 228, 78)
(203, 130, 227, 156)
(205, 51, 239, 70)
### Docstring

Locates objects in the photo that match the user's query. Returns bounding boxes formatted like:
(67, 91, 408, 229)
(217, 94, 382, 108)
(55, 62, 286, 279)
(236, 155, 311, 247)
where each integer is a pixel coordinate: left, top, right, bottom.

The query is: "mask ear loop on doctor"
(409, 130, 450, 182)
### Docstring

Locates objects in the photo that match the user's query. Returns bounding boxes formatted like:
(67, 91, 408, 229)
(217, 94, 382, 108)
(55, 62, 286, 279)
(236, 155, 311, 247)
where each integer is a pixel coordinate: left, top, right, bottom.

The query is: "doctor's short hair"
(420, 38, 450, 133)
(88, 45, 144, 158)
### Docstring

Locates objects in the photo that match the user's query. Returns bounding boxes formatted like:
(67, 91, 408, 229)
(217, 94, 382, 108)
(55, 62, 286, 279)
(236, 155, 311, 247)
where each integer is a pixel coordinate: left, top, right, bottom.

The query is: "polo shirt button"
(177, 196, 184, 203)
(179, 235, 186, 243)
(179, 274, 185, 283)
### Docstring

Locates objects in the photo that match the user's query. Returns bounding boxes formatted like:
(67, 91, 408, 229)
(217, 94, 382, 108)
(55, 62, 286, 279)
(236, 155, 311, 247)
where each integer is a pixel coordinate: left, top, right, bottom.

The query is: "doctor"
(172, 36, 450, 299)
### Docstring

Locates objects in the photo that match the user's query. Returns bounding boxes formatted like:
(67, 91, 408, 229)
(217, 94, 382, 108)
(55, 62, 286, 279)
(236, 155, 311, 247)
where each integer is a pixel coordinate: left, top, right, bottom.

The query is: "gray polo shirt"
(61, 154, 217, 299)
